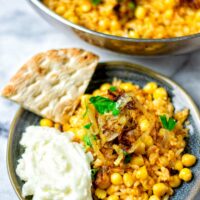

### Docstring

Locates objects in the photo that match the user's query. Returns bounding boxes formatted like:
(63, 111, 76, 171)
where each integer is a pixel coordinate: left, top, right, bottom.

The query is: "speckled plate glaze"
(7, 62, 200, 200)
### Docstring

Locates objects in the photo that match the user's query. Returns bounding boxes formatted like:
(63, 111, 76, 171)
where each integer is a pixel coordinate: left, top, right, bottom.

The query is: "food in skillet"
(42, 80, 196, 200)
(43, 0, 200, 39)
(1, 49, 197, 200)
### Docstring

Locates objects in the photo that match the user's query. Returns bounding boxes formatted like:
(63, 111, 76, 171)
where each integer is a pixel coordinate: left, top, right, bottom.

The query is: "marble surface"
(0, 0, 200, 199)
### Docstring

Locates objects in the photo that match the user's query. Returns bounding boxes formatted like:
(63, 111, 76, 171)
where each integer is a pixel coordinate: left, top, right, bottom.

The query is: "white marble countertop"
(0, 0, 200, 199)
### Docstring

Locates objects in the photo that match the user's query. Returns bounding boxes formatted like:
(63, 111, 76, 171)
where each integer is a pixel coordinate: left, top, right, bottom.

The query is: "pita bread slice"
(1, 48, 99, 124)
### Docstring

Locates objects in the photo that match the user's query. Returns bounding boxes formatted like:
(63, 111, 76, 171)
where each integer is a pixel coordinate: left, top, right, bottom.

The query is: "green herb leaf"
(93, 135, 97, 140)
(109, 86, 117, 92)
(160, 115, 177, 131)
(128, 2, 135, 10)
(168, 117, 177, 131)
(83, 135, 92, 147)
(91, 0, 101, 5)
(91, 168, 99, 180)
(83, 134, 97, 147)
(84, 123, 92, 129)
(123, 151, 131, 164)
(89, 96, 120, 116)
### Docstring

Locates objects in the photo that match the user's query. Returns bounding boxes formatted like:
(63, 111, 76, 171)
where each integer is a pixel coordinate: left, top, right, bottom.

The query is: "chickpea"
(95, 170, 111, 189)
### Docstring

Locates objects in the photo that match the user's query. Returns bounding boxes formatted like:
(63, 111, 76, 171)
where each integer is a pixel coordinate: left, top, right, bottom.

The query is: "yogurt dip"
(16, 126, 93, 200)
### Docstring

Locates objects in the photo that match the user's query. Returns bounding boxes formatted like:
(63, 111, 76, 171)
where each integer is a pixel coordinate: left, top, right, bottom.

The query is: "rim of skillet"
(30, 0, 200, 43)
(7, 61, 200, 200)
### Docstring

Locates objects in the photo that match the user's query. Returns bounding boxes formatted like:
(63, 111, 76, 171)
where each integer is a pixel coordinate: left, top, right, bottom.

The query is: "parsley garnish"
(91, 0, 101, 5)
(160, 115, 177, 131)
(84, 123, 92, 129)
(123, 151, 131, 164)
(109, 86, 117, 92)
(83, 135, 92, 147)
(91, 168, 99, 180)
(89, 96, 120, 116)
(83, 134, 97, 147)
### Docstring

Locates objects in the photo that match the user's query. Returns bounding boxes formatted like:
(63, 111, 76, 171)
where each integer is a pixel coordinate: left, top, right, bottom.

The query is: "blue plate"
(7, 62, 200, 200)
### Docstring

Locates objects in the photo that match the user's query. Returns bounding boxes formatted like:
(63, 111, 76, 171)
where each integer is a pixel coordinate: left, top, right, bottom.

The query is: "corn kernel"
(135, 141, 146, 154)
(40, 119, 54, 127)
(68, 16, 79, 24)
(100, 83, 111, 91)
(128, 30, 139, 38)
(135, 6, 146, 19)
(131, 155, 144, 166)
(69, 116, 79, 127)
(62, 123, 70, 132)
(93, 89, 102, 96)
(95, 188, 107, 199)
(153, 88, 167, 100)
(139, 119, 150, 132)
(159, 156, 169, 167)
(165, 0, 176, 8)
(125, 196, 134, 200)
(111, 173, 123, 185)
(98, 18, 110, 30)
(164, 9, 173, 19)
(179, 168, 192, 182)
(136, 166, 148, 180)
(75, 128, 86, 139)
(153, 183, 168, 197)
(196, 11, 200, 20)
(123, 173, 134, 187)
(149, 195, 160, 200)
(54, 123, 62, 131)
(119, 82, 135, 91)
(81, 3, 92, 12)
(142, 135, 154, 147)
(169, 175, 181, 188)
(55, 5, 66, 15)
(107, 185, 119, 195)
(111, 20, 121, 31)
(143, 82, 158, 94)
(142, 192, 148, 200)
(107, 195, 119, 200)
(181, 154, 196, 167)
(174, 160, 183, 171)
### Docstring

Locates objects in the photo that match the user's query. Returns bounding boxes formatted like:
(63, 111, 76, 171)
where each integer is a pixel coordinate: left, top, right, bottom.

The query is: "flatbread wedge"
(1, 48, 99, 124)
